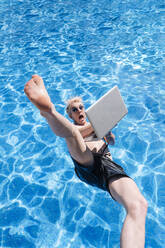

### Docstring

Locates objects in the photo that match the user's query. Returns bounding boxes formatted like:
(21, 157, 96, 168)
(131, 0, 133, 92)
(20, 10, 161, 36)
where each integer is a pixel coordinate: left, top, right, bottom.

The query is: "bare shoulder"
(75, 122, 95, 138)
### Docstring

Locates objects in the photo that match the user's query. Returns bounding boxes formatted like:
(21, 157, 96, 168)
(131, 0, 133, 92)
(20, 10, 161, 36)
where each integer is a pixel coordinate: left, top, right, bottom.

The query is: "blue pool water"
(0, 0, 165, 247)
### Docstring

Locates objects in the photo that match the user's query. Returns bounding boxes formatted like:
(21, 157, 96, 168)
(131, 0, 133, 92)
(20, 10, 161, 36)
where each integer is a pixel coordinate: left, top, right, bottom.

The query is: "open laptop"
(85, 86, 128, 139)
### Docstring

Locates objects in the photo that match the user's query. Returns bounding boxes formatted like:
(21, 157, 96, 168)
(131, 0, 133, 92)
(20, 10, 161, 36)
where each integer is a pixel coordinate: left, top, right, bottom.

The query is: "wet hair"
(66, 97, 83, 118)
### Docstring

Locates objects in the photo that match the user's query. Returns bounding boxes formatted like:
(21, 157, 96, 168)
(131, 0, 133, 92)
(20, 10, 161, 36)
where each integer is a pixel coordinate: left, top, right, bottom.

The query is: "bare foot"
(24, 75, 52, 112)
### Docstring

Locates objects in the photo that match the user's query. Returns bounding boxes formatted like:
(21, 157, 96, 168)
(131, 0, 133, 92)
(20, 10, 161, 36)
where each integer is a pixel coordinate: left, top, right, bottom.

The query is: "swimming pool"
(0, 0, 164, 247)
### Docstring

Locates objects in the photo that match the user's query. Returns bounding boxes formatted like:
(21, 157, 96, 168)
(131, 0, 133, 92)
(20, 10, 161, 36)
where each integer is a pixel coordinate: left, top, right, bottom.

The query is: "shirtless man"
(24, 75, 148, 248)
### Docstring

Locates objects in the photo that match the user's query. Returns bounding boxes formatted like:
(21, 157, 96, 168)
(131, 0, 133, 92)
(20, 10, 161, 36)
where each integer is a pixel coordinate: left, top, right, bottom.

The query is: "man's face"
(70, 101, 86, 125)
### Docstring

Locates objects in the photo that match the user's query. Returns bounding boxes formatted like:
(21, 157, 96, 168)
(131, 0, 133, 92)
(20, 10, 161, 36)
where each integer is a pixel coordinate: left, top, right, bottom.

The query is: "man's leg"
(24, 75, 94, 166)
(108, 177, 148, 248)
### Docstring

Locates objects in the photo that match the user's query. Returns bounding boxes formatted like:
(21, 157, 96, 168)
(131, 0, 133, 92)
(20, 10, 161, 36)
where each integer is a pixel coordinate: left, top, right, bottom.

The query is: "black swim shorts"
(71, 152, 129, 199)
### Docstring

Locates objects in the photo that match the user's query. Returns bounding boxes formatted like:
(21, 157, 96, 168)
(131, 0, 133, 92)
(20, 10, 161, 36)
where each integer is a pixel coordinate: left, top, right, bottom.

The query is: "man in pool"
(24, 75, 148, 248)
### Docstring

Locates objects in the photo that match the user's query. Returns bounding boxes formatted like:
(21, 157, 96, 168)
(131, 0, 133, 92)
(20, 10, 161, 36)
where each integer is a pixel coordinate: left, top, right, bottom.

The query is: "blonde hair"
(66, 97, 83, 118)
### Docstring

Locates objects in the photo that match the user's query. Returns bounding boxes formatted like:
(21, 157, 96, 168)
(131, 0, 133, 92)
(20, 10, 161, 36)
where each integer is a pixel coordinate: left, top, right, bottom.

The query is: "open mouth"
(79, 114, 84, 120)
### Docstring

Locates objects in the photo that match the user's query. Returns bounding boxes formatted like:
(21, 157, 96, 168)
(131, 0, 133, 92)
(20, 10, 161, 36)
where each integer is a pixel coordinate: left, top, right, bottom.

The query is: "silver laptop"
(86, 86, 128, 139)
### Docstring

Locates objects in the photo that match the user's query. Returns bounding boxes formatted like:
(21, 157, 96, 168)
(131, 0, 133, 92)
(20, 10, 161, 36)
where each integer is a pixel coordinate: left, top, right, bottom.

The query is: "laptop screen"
(86, 86, 128, 139)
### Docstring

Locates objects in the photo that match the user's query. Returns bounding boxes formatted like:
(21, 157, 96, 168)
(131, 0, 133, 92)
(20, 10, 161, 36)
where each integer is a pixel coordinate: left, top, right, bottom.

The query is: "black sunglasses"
(72, 105, 84, 113)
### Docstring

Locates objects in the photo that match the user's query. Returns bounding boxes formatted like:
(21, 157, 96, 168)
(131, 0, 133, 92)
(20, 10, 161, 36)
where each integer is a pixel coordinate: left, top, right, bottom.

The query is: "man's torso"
(83, 132, 107, 154)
